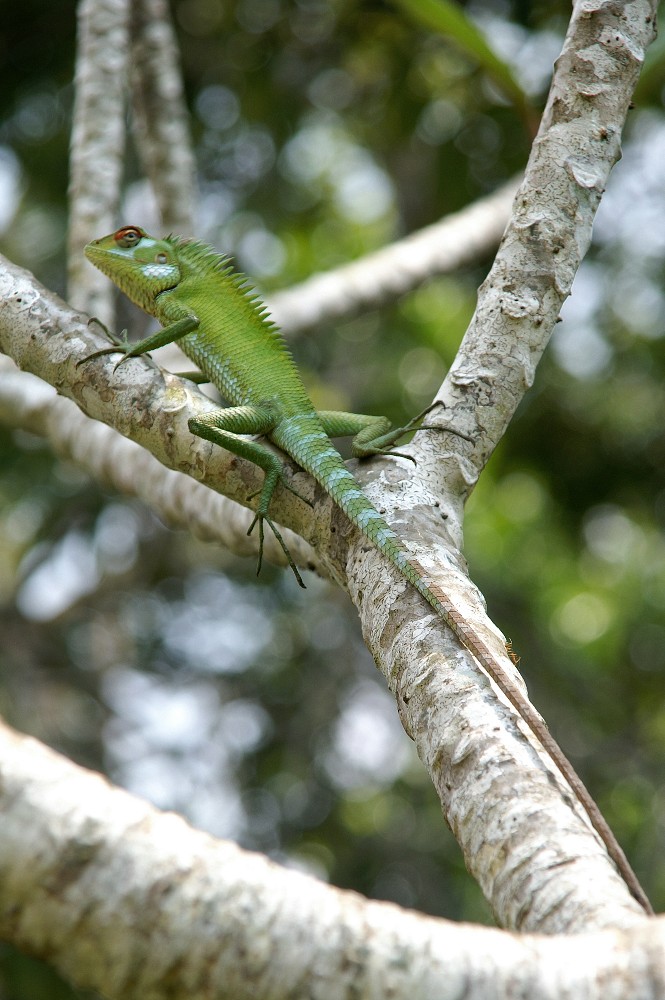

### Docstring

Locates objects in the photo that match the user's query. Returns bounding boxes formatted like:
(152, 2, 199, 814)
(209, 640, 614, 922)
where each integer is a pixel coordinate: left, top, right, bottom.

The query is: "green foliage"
(391, 0, 537, 134)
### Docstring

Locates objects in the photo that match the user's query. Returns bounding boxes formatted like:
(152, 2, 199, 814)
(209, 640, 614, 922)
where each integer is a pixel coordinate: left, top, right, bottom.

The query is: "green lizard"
(82, 225, 652, 915)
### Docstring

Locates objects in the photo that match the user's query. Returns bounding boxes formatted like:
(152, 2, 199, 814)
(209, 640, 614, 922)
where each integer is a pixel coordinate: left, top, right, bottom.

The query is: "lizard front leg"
(78, 315, 200, 369)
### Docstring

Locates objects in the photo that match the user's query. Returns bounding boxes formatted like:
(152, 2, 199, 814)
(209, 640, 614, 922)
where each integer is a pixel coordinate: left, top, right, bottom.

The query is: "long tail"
(292, 433, 652, 913)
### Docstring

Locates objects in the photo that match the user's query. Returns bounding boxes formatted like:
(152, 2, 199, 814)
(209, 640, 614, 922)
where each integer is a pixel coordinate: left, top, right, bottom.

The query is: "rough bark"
(0, 722, 662, 1000)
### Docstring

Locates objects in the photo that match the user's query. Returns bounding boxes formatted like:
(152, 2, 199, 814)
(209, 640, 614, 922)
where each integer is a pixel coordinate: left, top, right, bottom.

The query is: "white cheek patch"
(142, 263, 179, 281)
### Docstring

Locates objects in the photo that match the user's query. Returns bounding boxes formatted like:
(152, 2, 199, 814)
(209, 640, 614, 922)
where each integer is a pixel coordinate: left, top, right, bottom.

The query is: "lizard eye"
(115, 227, 143, 249)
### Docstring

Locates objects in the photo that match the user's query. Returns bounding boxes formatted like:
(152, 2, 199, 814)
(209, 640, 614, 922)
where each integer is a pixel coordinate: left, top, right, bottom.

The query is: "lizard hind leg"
(317, 402, 471, 463)
(316, 404, 436, 461)
(188, 405, 308, 588)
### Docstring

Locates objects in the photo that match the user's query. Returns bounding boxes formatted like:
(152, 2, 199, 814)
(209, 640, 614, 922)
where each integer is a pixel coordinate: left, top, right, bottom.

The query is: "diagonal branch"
(414, 0, 658, 502)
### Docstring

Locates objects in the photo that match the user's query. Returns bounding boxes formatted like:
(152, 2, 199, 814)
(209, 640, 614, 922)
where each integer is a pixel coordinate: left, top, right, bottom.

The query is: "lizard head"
(84, 226, 181, 312)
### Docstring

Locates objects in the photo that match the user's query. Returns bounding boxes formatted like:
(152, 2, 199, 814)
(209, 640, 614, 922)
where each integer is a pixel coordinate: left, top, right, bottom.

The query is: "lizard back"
(156, 235, 314, 416)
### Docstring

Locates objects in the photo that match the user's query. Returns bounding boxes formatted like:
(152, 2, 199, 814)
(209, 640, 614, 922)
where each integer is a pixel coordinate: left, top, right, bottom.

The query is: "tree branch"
(413, 0, 658, 502)
(130, 0, 197, 233)
(0, 720, 662, 1000)
(0, 355, 320, 575)
(67, 0, 131, 320)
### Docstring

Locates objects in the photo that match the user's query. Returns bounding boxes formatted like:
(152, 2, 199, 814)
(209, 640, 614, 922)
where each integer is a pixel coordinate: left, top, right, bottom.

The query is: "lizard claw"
(247, 512, 306, 589)
(407, 402, 474, 443)
(378, 449, 417, 465)
(77, 345, 124, 367)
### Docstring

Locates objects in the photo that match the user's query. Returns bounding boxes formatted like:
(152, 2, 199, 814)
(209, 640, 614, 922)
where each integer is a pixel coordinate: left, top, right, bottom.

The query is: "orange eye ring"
(114, 226, 145, 249)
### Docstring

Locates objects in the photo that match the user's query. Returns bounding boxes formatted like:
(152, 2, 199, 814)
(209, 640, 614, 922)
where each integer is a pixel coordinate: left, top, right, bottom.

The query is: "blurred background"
(1, 1, 665, 995)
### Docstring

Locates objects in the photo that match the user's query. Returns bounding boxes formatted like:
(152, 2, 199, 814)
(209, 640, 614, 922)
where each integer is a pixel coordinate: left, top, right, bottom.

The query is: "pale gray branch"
(413, 0, 658, 503)
(0, 720, 660, 1000)
(0, 266, 323, 574)
(130, 0, 197, 232)
(67, 0, 131, 319)
(0, 355, 319, 576)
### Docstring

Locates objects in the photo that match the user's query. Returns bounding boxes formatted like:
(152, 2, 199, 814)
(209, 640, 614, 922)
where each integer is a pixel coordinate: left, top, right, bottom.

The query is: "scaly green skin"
(82, 225, 651, 914)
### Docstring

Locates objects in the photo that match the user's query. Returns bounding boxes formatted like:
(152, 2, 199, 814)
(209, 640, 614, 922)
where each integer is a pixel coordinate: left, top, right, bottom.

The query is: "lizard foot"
(78, 324, 158, 372)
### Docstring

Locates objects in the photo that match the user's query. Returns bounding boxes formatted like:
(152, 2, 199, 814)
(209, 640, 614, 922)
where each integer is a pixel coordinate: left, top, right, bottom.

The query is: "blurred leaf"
(391, 0, 538, 135)
(633, 25, 665, 102)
